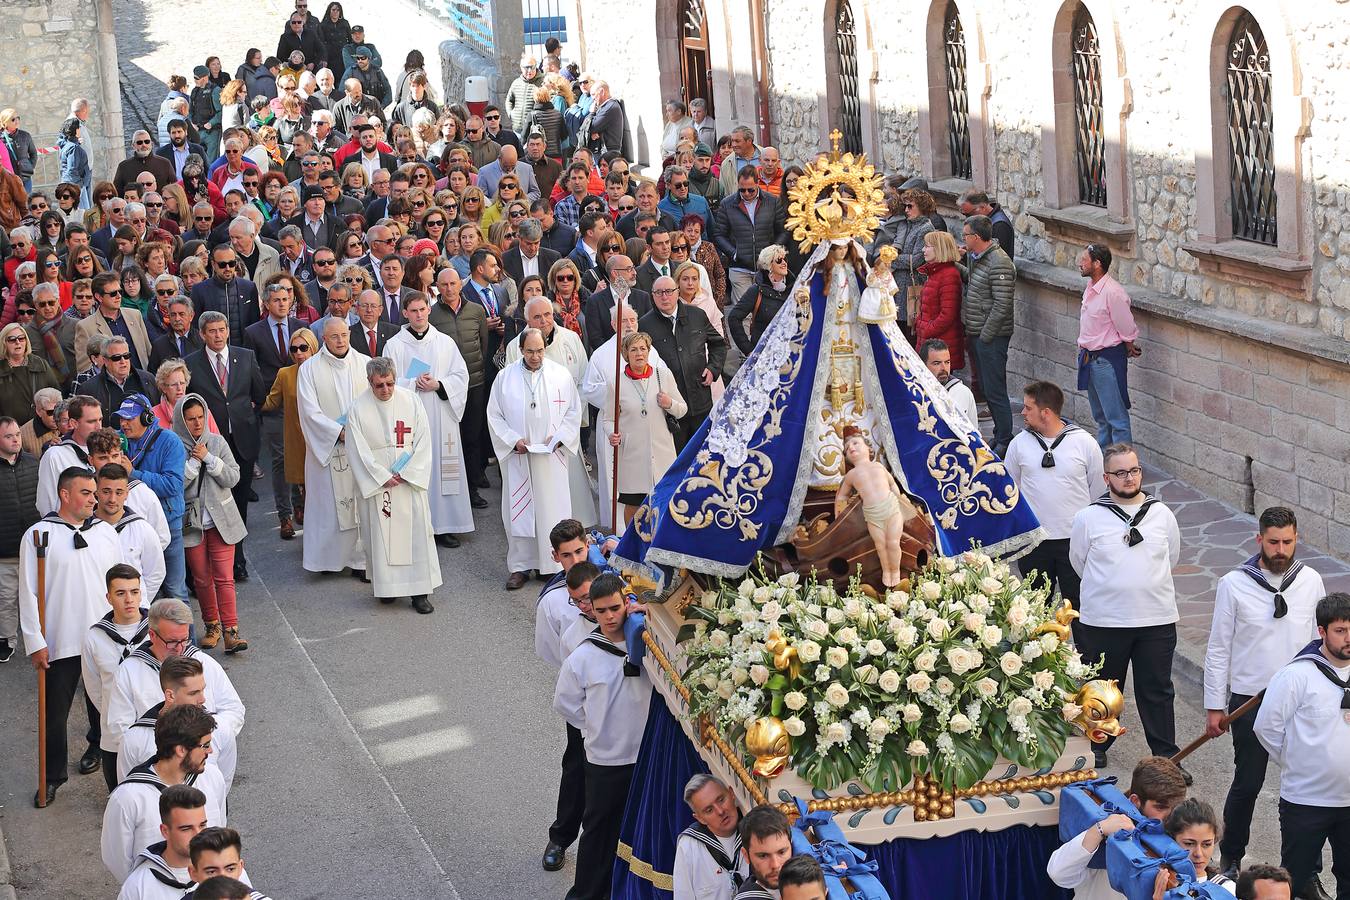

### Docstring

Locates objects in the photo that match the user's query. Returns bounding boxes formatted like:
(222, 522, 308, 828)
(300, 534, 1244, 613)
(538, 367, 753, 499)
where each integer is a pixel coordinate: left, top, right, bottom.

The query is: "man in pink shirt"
(1076, 243, 1140, 447)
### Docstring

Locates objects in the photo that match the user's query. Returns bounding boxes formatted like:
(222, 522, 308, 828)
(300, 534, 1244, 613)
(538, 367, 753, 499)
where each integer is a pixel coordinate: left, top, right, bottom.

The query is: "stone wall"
(1, 0, 122, 183)
(438, 0, 523, 111)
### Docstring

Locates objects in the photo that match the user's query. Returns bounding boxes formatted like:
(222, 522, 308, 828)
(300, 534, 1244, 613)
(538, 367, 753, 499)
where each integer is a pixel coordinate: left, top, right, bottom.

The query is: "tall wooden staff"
(1170, 692, 1264, 764)
(610, 290, 624, 531)
(33, 529, 49, 807)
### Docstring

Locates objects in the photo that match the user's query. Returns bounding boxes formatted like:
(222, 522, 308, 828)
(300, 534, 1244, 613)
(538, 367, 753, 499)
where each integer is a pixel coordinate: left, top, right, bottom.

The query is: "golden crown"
(784, 129, 889, 252)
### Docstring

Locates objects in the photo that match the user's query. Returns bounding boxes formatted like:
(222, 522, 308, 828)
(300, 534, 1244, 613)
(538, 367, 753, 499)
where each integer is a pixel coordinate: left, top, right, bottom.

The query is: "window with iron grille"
(942, 1, 972, 180)
(833, 0, 863, 155)
(1070, 4, 1106, 207)
(1226, 11, 1276, 245)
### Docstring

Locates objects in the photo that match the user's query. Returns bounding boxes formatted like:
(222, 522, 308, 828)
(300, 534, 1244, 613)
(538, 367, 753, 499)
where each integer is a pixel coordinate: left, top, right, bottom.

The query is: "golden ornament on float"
(745, 716, 792, 777)
(1070, 679, 1127, 743)
(783, 129, 888, 251)
(1033, 598, 1080, 643)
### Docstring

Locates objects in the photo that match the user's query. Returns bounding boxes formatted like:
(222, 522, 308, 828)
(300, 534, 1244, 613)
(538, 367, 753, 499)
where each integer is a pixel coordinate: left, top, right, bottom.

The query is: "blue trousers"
(1085, 354, 1132, 448)
(967, 335, 1012, 451)
(161, 524, 188, 600)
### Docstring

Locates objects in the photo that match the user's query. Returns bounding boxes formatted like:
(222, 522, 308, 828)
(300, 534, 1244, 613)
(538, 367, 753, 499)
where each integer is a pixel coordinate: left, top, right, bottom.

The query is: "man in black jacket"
(0, 415, 40, 663)
(584, 255, 650, 351)
(191, 245, 260, 346)
(502, 219, 560, 290)
(276, 12, 325, 72)
(348, 290, 400, 357)
(148, 296, 203, 373)
(638, 276, 726, 450)
(84, 337, 160, 425)
(714, 166, 787, 304)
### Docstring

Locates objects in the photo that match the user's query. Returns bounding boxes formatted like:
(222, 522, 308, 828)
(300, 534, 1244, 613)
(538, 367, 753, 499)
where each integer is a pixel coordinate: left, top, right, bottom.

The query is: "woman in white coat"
(602, 331, 687, 527)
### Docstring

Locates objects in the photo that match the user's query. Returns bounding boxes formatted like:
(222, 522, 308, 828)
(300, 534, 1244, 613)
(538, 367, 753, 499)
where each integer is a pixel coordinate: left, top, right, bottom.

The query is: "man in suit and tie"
(75, 272, 154, 372)
(191, 244, 260, 347)
(502, 219, 560, 292)
(148, 295, 203, 372)
(88, 197, 129, 261)
(288, 185, 340, 252)
(350, 290, 400, 358)
(634, 226, 675, 294)
(639, 275, 726, 450)
(243, 282, 312, 539)
(462, 249, 513, 376)
(346, 122, 398, 179)
(584, 254, 651, 351)
(374, 255, 412, 326)
(184, 311, 268, 580)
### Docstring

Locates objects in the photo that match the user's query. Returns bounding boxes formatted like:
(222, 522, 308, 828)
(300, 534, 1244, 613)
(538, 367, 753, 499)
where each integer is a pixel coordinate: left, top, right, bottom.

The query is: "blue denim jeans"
(1086, 355, 1133, 448)
(967, 334, 1013, 451)
(161, 524, 188, 600)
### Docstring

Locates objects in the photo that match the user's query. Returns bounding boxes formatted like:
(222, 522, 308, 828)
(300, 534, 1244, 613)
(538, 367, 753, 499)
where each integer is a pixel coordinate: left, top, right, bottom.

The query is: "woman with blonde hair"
(458, 185, 487, 225)
(159, 182, 191, 228)
(336, 263, 373, 294)
(177, 256, 208, 292)
(341, 162, 369, 201)
(0, 322, 60, 424)
(913, 229, 965, 370)
(404, 161, 437, 194)
(153, 358, 218, 431)
(546, 257, 588, 341)
(262, 325, 317, 534)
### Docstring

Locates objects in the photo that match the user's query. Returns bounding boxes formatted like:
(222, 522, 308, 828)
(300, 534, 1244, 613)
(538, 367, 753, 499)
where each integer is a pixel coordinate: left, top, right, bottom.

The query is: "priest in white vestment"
(488, 328, 591, 590)
(382, 292, 474, 544)
(296, 319, 368, 575)
(344, 356, 442, 613)
(581, 303, 669, 531)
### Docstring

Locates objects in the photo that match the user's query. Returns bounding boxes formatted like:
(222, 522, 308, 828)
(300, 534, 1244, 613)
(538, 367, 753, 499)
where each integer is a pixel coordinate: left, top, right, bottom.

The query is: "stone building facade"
(1, 0, 123, 184)
(569, 0, 1349, 556)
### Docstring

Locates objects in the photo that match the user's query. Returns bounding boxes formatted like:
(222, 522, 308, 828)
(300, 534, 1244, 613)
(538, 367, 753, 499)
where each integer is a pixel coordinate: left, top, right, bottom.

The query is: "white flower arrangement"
(679, 553, 1100, 792)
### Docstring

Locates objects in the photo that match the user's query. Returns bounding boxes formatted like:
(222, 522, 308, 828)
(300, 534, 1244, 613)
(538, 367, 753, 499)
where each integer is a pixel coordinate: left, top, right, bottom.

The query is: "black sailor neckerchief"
(92, 607, 150, 661)
(1091, 493, 1158, 547)
(734, 876, 777, 899)
(1239, 554, 1305, 619)
(39, 511, 100, 549)
(586, 627, 641, 677)
(681, 823, 744, 890)
(1296, 645, 1350, 717)
(54, 438, 92, 467)
(1028, 423, 1080, 468)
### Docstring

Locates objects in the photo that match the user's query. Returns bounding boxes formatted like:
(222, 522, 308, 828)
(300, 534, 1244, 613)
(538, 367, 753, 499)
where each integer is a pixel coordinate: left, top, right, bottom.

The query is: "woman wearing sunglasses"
(0, 322, 60, 424)
(262, 325, 318, 536)
(546, 258, 588, 340)
(480, 177, 521, 230)
(458, 185, 487, 226)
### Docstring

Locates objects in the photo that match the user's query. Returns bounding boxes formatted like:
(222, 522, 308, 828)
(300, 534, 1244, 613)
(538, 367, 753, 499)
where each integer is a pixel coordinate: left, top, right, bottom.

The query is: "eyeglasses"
(604, 244, 623, 252)
(145, 201, 163, 208)
(738, 187, 757, 195)
(243, 180, 259, 187)
(344, 276, 364, 283)
(29, 202, 49, 210)
(653, 288, 677, 295)
(194, 215, 213, 222)
(290, 344, 310, 353)
(465, 129, 482, 137)
(105, 352, 132, 362)
(315, 258, 336, 265)
(98, 289, 122, 298)
(485, 113, 500, 121)
(1106, 467, 1143, 479)
(43, 260, 61, 268)
(671, 243, 689, 252)
(156, 288, 176, 296)
(555, 273, 575, 282)
(411, 200, 427, 209)
(133, 139, 151, 146)
(463, 197, 480, 204)
(670, 181, 688, 189)
(617, 203, 636, 213)
(5, 333, 29, 339)
(301, 160, 319, 167)
(214, 259, 237, 268)
(508, 210, 527, 220)
(424, 219, 445, 228)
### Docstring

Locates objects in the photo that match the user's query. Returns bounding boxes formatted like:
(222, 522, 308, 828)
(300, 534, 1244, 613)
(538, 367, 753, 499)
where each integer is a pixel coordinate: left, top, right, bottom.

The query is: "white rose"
(836, 627, 859, 646)
(906, 672, 932, 693)
(1007, 603, 1029, 628)
(752, 586, 773, 604)
(946, 647, 975, 675)
(999, 652, 1023, 676)
(906, 739, 929, 757)
(825, 647, 850, 668)
(825, 607, 845, 625)
(701, 673, 718, 690)
(926, 617, 949, 639)
(804, 619, 830, 640)
(825, 721, 848, 744)
(874, 604, 894, 621)
(784, 691, 808, 711)
(950, 571, 968, 586)
(878, 669, 902, 694)
(806, 603, 823, 617)
(962, 612, 985, 633)
(976, 677, 999, 698)
(777, 572, 800, 589)
(843, 598, 864, 620)
(915, 650, 938, 672)
(759, 600, 783, 623)
(825, 683, 850, 707)
(1061, 702, 1083, 722)
(737, 579, 755, 597)
(1021, 641, 1043, 662)
(948, 713, 973, 734)
(920, 581, 943, 601)
(886, 590, 909, 610)
(1008, 696, 1034, 717)
(784, 715, 806, 737)
(709, 629, 730, 649)
(937, 557, 957, 574)
(981, 625, 1003, 648)
(1032, 670, 1056, 691)
(700, 591, 718, 609)
(868, 717, 891, 740)
(891, 621, 918, 645)
(717, 680, 735, 699)
(866, 639, 888, 657)
(749, 664, 770, 686)
(935, 676, 956, 695)
(902, 703, 922, 723)
(1040, 632, 1060, 652)
(739, 608, 759, 625)
(797, 639, 822, 663)
(977, 577, 1000, 595)
(854, 664, 879, 685)
(731, 667, 749, 685)
(717, 610, 736, 625)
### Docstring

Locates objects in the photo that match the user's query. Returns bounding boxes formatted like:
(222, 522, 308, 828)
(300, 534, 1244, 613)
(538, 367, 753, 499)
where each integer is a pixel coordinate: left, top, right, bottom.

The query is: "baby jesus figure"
(857, 244, 899, 324)
(834, 428, 908, 587)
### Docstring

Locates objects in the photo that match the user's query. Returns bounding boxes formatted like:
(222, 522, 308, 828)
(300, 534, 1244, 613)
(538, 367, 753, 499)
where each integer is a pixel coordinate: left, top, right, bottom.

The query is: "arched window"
(832, 0, 863, 155)
(1070, 4, 1106, 206)
(679, 0, 714, 118)
(942, 1, 972, 180)
(1226, 11, 1276, 244)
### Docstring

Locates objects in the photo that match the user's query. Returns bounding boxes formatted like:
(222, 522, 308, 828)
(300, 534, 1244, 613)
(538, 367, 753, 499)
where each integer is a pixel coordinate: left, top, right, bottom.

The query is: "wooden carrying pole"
(1170, 692, 1264, 764)
(33, 529, 49, 807)
(610, 291, 624, 531)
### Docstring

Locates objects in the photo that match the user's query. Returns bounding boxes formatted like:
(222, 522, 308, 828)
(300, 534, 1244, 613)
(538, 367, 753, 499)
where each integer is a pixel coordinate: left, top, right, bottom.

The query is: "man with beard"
(1205, 507, 1326, 880)
(673, 775, 748, 900)
(1255, 592, 1350, 900)
(154, 120, 207, 182)
(114, 131, 175, 197)
(101, 704, 226, 882)
(733, 805, 793, 899)
(1069, 443, 1184, 776)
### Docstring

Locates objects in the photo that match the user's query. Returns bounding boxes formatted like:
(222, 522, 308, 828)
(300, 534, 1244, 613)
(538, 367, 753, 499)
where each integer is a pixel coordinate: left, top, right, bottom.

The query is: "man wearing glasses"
(191, 246, 261, 345)
(657, 165, 710, 226)
(462, 114, 502, 170)
(1069, 442, 1184, 775)
(714, 166, 787, 304)
(478, 144, 540, 203)
(75, 272, 152, 373)
(83, 337, 159, 428)
(506, 56, 544, 136)
(112, 130, 174, 197)
(18, 467, 120, 806)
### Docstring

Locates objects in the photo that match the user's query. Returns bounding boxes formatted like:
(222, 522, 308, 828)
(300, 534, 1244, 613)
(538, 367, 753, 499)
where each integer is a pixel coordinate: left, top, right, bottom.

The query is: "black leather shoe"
(1092, 749, 1108, 770)
(379, 596, 397, 604)
(351, 568, 370, 583)
(78, 746, 101, 774)
(1176, 763, 1194, 787)
(469, 491, 489, 509)
(542, 841, 565, 871)
(472, 474, 490, 490)
(34, 782, 59, 807)
(411, 595, 434, 614)
(1297, 878, 1333, 900)
(1219, 856, 1241, 882)
(435, 534, 461, 548)
(234, 565, 250, 583)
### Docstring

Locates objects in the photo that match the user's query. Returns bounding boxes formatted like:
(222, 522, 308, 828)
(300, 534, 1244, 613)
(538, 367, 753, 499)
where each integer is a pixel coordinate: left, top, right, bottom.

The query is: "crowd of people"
(0, 1, 1345, 898)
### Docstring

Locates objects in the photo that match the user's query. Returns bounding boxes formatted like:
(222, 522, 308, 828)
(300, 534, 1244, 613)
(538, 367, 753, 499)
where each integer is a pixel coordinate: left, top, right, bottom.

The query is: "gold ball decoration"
(940, 802, 955, 818)
(914, 807, 928, 822)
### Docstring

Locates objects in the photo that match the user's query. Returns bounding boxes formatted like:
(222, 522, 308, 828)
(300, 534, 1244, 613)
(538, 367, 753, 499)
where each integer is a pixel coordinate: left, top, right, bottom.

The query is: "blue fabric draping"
(613, 694, 1071, 900)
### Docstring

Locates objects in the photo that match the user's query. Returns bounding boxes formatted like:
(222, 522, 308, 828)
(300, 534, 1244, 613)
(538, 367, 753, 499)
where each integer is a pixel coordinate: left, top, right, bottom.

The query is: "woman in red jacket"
(913, 230, 965, 370)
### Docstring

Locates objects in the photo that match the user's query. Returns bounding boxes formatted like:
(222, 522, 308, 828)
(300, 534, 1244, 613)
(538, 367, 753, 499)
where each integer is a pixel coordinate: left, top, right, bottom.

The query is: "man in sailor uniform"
(119, 655, 237, 793)
(35, 394, 104, 514)
(116, 783, 207, 900)
(87, 428, 172, 555)
(184, 827, 270, 900)
(777, 856, 830, 900)
(733, 805, 794, 899)
(1204, 506, 1325, 878)
(94, 463, 166, 601)
(105, 599, 245, 789)
(19, 465, 121, 805)
(1069, 442, 1183, 774)
(102, 704, 227, 882)
(919, 339, 977, 433)
(673, 774, 748, 900)
(82, 562, 150, 791)
(553, 572, 652, 900)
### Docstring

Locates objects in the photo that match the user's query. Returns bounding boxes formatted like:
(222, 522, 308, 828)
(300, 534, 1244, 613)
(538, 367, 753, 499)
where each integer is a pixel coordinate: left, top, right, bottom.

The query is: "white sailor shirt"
(536, 577, 583, 669)
(673, 826, 748, 900)
(554, 630, 651, 766)
(101, 760, 228, 883)
(1069, 495, 1180, 628)
(105, 643, 245, 754)
(117, 841, 193, 900)
(126, 479, 172, 550)
(18, 514, 121, 660)
(119, 701, 238, 793)
(1003, 424, 1103, 540)
(82, 610, 150, 731)
(1255, 646, 1350, 807)
(944, 378, 978, 433)
(110, 512, 167, 601)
